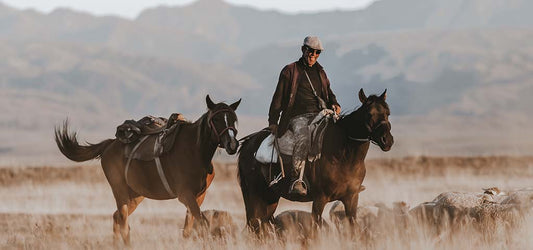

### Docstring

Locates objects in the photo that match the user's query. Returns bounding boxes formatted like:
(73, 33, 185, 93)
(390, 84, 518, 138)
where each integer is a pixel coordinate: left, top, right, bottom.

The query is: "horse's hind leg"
(112, 191, 144, 246)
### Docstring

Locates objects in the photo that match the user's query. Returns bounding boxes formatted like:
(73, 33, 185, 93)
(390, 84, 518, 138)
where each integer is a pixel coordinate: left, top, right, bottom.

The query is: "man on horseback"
(268, 36, 341, 196)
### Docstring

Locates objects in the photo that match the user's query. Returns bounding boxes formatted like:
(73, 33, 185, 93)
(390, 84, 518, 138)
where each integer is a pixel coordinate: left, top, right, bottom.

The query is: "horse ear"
(229, 99, 241, 111)
(206, 95, 216, 110)
(379, 89, 387, 101)
(358, 88, 367, 103)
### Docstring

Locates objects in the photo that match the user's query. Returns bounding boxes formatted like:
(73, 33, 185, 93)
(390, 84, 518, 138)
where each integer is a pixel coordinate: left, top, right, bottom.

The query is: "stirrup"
(289, 179, 307, 194)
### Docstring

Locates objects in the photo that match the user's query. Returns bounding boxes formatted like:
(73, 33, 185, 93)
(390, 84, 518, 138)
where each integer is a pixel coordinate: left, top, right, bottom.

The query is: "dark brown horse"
(55, 95, 240, 245)
(238, 89, 393, 232)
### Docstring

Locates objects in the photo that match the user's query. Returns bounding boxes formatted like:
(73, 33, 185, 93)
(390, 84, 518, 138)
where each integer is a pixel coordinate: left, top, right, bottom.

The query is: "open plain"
(1, 156, 532, 249)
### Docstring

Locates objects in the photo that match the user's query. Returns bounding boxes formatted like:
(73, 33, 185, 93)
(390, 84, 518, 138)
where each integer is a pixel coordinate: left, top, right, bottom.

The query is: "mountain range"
(0, 0, 532, 163)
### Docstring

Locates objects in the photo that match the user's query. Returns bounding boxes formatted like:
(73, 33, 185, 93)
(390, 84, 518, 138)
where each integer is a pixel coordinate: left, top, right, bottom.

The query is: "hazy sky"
(1, 0, 376, 19)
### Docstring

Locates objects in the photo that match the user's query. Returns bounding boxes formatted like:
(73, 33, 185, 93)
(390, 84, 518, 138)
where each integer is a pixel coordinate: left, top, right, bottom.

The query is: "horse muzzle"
(224, 138, 239, 155)
(220, 132, 239, 155)
(377, 133, 394, 152)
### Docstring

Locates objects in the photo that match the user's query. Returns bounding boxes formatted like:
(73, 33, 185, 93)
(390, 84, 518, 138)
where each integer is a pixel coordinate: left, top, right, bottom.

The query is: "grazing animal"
(329, 200, 409, 233)
(238, 89, 393, 233)
(501, 188, 533, 209)
(54, 95, 240, 245)
(409, 187, 528, 232)
(273, 210, 329, 240)
(194, 210, 238, 238)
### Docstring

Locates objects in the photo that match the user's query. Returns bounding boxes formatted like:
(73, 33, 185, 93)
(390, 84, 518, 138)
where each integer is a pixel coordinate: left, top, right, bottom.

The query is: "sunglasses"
(305, 46, 321, 55)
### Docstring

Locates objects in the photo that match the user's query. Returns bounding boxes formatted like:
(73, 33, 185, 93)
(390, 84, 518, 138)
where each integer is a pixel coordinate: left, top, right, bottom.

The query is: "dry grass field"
(1, 156, 532, 249)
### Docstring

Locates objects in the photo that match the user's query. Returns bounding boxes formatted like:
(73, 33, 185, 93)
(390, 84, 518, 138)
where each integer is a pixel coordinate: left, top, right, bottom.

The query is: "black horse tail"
(54, 120, 114, 162)
(237, 130, 279, 204)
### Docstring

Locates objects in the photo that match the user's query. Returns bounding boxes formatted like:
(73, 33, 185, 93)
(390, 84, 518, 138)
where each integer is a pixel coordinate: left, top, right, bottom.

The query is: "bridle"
(207, 108, 238, 143)
(348, 120, 389, 145)
(347, 117, 390, 145)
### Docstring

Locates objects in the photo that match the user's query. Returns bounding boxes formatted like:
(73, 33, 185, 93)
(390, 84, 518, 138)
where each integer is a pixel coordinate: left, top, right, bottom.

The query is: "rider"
(268, 36, 341, 195)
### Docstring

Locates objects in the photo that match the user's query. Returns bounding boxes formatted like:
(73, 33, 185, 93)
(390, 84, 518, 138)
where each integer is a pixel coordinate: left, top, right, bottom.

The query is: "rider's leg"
(289, 116, 310, 195)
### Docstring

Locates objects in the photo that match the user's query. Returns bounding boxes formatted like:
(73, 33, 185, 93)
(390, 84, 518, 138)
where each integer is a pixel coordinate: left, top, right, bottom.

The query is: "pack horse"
(54, 95, 240, 245)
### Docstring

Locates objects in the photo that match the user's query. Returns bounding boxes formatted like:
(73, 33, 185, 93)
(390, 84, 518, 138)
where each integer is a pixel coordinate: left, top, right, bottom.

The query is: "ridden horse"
(55, 95, 240, 245)
(238, 89, 393, 232)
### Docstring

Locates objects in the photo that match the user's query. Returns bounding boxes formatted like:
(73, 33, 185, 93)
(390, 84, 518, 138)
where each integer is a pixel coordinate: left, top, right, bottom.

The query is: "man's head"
(301, 36, 323, 67)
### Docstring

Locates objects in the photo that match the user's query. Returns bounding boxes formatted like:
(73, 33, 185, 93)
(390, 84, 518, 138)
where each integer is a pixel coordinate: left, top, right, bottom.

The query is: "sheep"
(272, 210, 330, 241)
(192, 209, 238, 238)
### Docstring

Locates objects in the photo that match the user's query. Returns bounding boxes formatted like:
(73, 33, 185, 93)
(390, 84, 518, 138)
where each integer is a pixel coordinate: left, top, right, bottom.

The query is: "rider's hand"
(332, 105, 341, 115)
(268, 124, 278, 135)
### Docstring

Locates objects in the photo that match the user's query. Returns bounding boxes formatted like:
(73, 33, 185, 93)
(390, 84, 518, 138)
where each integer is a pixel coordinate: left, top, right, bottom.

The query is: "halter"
(207, 108, 237, 143)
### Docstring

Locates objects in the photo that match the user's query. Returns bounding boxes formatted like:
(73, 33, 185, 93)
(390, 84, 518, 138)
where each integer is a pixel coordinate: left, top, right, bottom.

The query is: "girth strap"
(153, 138, 176, 197)
(154, 157, 176, 197)
(125, 135, 150, 186)
(124, 135, 177, 198)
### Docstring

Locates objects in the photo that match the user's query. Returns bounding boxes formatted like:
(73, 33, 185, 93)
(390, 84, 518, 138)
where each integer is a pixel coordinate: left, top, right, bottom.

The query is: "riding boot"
(289, 159, 307, 196)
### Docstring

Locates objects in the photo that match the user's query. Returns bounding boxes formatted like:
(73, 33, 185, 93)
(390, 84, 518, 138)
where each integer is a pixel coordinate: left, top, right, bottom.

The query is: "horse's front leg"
(179, 192, 208, 238)
(183, 169, 214, 237)
(311, 197, 327, 227)
(342, 193, 360, 228)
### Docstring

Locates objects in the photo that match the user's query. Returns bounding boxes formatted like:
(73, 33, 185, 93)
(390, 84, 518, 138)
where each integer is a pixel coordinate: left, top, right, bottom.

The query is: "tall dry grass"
(1, 156, 532, 249)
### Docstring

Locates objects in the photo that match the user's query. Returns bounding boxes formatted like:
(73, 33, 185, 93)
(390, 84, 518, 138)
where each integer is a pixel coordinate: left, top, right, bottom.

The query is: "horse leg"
(183, 169, 215, 237)
(308, 197, 327, 239)
(342, 193, 360, 236)
(111, 191, 144, 246)
(179, 191, 207, 238)
(127, 194, 145, 216)
(244, 195, 279, 235)
(311, 197, 327, 227)
(112, 204, 127, 245)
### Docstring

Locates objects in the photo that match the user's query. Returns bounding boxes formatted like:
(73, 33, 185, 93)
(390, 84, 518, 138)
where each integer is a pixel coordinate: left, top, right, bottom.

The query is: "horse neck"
(323, 108, 370, 165)
(190, 113, 218, 162)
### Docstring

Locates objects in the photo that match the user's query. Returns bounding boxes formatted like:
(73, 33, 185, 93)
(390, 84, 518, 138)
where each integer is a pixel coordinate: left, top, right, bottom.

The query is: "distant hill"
(3, 0, 532, 62)
(0, 0, 532, 162)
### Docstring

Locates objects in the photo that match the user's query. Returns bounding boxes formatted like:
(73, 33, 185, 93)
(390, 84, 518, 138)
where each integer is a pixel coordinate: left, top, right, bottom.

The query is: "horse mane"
(194, 112, 209, 146)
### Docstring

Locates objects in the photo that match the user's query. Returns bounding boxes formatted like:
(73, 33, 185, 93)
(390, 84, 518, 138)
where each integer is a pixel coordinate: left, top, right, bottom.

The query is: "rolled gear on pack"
(115, 120, 142, 144)
(115, 114, 185, 144)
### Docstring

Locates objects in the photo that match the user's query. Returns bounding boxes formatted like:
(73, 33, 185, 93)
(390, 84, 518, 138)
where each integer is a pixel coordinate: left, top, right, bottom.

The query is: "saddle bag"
(255, 134, 280, 164)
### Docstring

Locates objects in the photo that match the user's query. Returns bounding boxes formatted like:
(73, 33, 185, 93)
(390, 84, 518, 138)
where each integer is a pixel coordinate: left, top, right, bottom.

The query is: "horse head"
(356, 88, 394, 151)
(206, 95, 241, 154)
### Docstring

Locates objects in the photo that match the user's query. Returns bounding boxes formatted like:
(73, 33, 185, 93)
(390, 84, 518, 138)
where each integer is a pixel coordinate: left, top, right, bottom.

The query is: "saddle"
(255, 109, 336, 164)
(115, 113, 186, 161)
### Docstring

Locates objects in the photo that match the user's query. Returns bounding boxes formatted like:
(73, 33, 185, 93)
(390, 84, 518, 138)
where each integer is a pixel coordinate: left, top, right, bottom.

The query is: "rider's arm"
(268, 66, 290, 126)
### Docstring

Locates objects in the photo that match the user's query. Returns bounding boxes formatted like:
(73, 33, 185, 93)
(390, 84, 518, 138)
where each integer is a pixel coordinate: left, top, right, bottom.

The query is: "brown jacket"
(268, 58, 339, 135)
